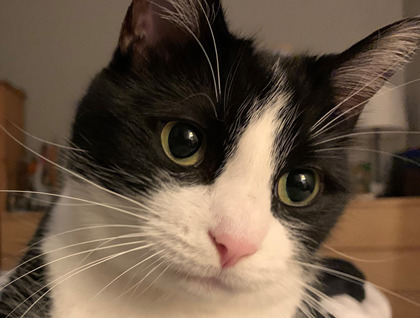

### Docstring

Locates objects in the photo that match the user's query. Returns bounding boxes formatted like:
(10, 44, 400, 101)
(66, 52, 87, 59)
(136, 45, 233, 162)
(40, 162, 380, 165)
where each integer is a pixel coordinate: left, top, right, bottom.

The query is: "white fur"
(319, 283, 392, 318)
(42, 93, 308, 318)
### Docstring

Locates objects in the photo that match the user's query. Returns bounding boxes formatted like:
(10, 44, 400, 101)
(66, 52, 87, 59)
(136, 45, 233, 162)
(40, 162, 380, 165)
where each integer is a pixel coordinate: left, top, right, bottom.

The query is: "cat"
(1, 0, 419, 317)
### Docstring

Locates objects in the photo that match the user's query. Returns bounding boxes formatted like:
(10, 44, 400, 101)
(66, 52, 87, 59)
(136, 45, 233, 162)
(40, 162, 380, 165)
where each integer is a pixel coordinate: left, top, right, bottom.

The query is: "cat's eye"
(277, 169, 321, 207)
(161, 121, 206, 166)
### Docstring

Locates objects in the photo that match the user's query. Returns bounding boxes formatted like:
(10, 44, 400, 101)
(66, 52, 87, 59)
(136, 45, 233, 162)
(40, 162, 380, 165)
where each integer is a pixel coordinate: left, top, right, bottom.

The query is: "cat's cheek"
(234, 219, 303, 279)
(143, 185, 220, 267)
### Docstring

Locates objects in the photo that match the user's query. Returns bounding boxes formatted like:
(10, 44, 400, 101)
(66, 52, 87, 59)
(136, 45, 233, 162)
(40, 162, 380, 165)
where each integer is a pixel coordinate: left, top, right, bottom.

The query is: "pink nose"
(209, 232, 258, 268)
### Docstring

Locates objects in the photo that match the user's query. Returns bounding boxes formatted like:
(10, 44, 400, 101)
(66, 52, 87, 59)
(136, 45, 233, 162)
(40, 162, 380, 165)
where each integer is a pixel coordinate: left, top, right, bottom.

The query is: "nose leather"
(209, 232, 258, 268)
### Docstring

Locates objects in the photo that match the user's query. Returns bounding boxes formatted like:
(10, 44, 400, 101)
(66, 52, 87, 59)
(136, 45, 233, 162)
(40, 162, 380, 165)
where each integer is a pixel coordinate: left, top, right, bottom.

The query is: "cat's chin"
(156, 265, 280, 301)
(161, 269, 239, 298)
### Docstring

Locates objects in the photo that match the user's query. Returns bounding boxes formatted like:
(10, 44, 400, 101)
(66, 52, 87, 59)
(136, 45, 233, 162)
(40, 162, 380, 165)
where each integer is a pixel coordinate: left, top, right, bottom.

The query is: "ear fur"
(331, 17, 420, 119)
(119, 0, 222, 57)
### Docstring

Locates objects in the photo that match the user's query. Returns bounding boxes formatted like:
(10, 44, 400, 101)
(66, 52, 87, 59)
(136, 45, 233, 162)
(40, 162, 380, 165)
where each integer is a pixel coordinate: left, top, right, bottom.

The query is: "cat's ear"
(119, 0, 223, 57)
(330, 18, 420, 122)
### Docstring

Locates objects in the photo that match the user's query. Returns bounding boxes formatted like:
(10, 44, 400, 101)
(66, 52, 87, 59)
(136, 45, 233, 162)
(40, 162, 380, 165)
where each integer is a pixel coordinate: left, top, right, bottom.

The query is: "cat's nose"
(209, 232, 258, 268)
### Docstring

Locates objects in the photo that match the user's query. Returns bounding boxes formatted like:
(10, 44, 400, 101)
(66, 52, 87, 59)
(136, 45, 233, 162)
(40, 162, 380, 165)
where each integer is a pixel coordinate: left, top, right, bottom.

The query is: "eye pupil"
(286, 170, 316, 203)
(168, 123, 202, 159)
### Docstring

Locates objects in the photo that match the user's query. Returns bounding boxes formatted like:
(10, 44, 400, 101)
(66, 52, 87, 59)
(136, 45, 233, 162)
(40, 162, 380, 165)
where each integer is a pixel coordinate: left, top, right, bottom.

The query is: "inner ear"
(119, 0, 188, 55)
(118, 0, 223, 58)
(330, 17, 420, 126)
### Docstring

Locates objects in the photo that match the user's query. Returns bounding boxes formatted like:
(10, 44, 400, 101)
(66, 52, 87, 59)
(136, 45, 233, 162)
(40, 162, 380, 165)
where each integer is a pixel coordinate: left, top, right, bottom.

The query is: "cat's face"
(68, 0, 420, 308)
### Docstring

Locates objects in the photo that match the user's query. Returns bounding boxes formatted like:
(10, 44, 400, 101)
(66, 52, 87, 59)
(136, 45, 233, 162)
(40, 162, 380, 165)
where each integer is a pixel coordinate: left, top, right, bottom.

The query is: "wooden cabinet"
(0, 81, 25, 194)
(0, 81, 26, 270)
(1, 212, 44, 270)
(324, 197, 420, 318)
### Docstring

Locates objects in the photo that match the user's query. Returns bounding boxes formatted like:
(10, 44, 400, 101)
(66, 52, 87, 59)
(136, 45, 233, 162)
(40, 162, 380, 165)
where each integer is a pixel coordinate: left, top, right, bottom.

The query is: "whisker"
(196, 0, 221, 98)
(8, 120, 85, 152)
(136, 263, 171, 297)
(0, 190, 154, 221)
(313, 130, 420, 147)
(310, 53, 419, 134)
(151, 0, 219, 101)
(1, 240, 152, 295)
(311, 78, 420, 139)
(125, 255, 168, 301)
(0, 122, 155, 214)
(26, 224, 150, 251)
(11, 243, 156, 318)
(2, 229, 156, 285)
(322, 244, 408, 264)
(224, 46, 246, 112)
(89, 250, 164, 302)
(301, 297, 327, 318)
(315, 147, 420, 167)
(178, 92, 217, 118)
(289, 260, 420, 308)
(297, 303, 316, 318)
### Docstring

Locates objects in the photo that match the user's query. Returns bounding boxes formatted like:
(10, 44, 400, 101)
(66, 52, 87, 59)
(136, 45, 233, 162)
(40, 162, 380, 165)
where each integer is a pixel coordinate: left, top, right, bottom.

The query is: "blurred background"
(0, 1, 419, 317)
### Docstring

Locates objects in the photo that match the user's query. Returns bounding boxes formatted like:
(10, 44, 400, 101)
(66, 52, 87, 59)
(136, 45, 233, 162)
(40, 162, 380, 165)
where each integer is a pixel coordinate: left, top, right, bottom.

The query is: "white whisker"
(322, 244, 408, 264)
(313, 130, 420, 147)
(136, 263, 171, 297)
(197, 0, 221, 99)
(7, 120, 85, 152)
(1, 240, 153, 295)
(311, 78, 420, 139)
(2, 229, 157, 287)
(310, 49, 416, 135)
(0, 190, 154, 221)
(89, 250, 164, 302)
(0, 122, 155, 213)
(290, 259, 420, 308)
(13, 243, 155, 318)
(151, 0, 220, 101)
(315, 147, 420, 167)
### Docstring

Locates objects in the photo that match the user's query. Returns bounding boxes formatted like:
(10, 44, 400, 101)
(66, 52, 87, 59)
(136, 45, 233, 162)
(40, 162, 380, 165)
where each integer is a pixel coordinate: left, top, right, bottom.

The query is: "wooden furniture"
(324, 197, 420, 318)
(1, 212, 44, 270)
(0, 81, 26, 269)
(0, 81, 25, 189)
(0, 187, 419, 315)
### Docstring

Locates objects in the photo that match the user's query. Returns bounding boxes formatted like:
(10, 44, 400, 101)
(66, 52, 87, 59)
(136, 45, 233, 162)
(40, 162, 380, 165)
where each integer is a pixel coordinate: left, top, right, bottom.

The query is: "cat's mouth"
(183, 274, 231, 290)
(169, 268, 234, 291)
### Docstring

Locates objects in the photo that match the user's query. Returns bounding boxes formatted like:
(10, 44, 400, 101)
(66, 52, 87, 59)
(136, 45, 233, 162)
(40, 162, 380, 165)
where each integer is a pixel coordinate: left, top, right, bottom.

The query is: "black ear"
(119, 0, 224, 57)
(331, 18, 420, 121)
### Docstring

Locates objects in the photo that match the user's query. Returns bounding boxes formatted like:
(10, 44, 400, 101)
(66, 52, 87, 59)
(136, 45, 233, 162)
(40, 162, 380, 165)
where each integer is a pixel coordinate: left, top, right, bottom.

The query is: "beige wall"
(224, 0, 403, 53)
(404, 0, 420, 146)
(0, 1, 131, 150)
(0, 1, 405, 150)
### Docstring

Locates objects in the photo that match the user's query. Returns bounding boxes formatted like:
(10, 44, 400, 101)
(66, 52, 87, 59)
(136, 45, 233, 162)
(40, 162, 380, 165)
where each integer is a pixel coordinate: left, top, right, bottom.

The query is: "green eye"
(161, 121, 206, 166)
(278, 169, 321, 207)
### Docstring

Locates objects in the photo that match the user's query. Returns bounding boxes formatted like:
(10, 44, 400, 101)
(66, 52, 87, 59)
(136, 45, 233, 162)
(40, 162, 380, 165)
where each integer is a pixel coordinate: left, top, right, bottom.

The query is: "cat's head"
(69, 0, 420, 309)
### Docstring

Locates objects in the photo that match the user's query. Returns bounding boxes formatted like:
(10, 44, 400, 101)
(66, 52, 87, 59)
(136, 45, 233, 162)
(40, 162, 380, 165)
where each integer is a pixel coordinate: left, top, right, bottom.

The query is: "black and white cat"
(1, 1, 419, 317)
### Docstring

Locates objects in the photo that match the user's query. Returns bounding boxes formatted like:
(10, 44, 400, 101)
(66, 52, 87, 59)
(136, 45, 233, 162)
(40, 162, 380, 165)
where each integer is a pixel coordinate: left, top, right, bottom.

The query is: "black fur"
(0, 213, 51, 318)
(2, 1, 420, 317)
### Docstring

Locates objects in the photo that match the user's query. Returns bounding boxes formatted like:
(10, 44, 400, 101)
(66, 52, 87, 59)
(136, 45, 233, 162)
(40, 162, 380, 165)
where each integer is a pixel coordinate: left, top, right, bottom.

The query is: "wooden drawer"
(328, 198, 420, 249)
(1, 212, 44, 270)
(324, 197, 420, 318)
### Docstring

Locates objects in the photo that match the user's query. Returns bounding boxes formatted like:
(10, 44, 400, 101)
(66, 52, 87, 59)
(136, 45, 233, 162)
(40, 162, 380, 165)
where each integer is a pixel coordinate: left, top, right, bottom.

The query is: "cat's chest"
(45, 259, 299, 318)
(46, 270, 298, 318)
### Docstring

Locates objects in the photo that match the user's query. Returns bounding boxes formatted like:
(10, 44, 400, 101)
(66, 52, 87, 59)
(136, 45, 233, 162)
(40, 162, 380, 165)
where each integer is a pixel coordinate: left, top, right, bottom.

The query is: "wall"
(0, 0, 131, 150)
(404, 0, 420, 146)
(0, 0, 404, 150)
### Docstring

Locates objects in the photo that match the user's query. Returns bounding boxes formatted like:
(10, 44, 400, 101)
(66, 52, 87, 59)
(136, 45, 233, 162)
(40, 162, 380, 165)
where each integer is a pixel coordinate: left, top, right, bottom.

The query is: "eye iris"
(168, 123, 201, 159)
(286, 169, 316, 203)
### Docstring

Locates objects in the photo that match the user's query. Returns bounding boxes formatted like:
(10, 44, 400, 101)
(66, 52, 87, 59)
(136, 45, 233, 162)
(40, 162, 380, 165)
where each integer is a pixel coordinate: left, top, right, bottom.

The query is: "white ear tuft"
(332, 18, 420, 116)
